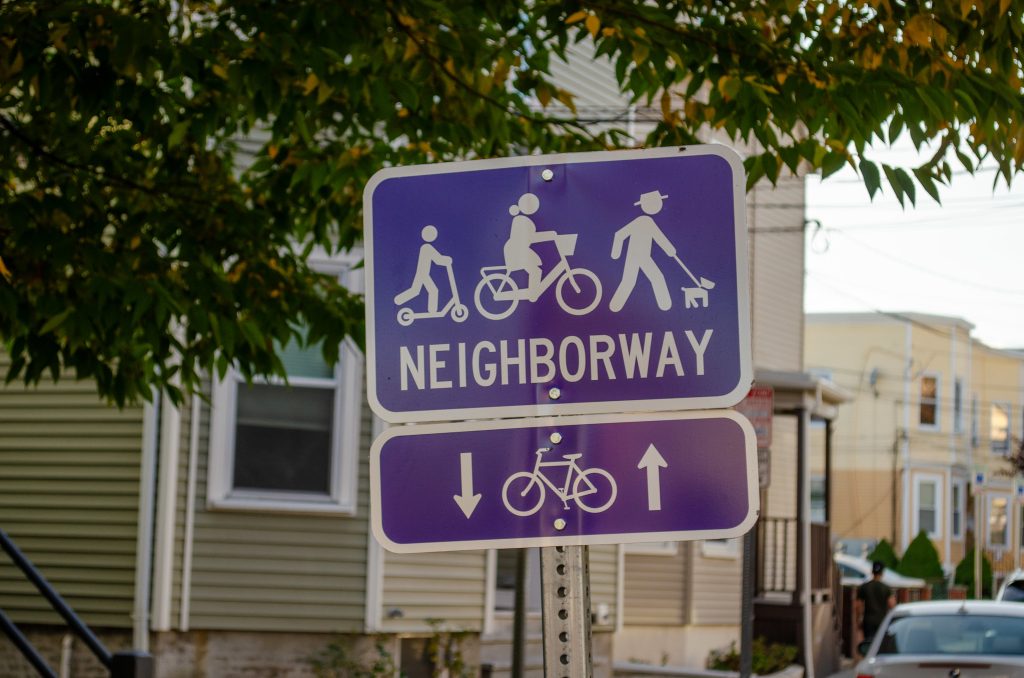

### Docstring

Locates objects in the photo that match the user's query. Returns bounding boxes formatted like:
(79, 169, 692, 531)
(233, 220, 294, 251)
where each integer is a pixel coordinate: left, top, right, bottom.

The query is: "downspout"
(151, 386, 182, 631)
(364, 416, 387, 633)
(901, 323, 912, 551)
(133, 392, 160, 650)
(178, 394, 201, 630)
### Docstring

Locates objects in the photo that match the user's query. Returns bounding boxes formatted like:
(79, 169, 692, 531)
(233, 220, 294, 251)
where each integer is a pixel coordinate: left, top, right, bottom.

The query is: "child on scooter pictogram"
(394, 225, 469, 326)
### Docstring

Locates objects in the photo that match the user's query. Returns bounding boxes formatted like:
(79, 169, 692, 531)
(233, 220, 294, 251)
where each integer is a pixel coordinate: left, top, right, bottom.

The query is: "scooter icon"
(397, 262, 469, 326)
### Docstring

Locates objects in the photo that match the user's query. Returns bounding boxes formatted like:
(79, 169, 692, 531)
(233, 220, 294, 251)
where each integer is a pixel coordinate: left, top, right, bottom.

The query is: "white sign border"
(364, 145, 753, 424)
(370, 409, 759, 554)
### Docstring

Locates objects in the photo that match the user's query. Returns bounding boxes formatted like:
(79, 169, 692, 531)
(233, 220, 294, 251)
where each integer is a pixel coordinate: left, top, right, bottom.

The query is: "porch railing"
(0, 527, 153, 678)
(756, 518, 834, 597)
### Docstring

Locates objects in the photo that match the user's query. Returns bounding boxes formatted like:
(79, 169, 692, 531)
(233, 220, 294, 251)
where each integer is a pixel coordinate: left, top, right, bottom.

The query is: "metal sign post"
(541, 546, 592, 678)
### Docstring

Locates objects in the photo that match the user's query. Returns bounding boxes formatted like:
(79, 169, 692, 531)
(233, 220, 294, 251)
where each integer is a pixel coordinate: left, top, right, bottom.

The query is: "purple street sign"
(364, 146, 751, 423)
(370, 411, 758, 553)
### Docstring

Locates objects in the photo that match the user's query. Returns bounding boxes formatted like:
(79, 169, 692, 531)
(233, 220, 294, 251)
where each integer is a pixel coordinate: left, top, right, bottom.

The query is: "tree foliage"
(955, 547, 994, 598)
(2, 1, 1022, 405)
(897, 530, 945, 580)
(867, 538, 900, 570)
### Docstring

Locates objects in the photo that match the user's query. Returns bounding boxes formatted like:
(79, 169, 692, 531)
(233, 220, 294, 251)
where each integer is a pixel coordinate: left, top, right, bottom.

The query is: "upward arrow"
(637, 444, 668, 511)
(453, 452, 482, 518)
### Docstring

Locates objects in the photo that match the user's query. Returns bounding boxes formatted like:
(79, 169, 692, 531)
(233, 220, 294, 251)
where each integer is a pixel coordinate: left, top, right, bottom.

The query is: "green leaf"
(39, 308, 72, 335)
(859, 159, 881, 199)
(168, 121, 189, 148)
(913, 167, 942, 204)
(294, 112, 313, 146)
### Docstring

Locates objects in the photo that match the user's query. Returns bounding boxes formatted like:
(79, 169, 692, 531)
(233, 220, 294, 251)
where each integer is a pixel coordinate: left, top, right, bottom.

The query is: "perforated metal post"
(540, 545, 593, 678)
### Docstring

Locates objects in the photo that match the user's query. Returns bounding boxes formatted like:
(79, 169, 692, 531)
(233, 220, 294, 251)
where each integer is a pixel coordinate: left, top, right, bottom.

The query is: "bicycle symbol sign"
(502, 448, 617, 516)
(370, 411, 758, 553)
(364, 146, 752, 424)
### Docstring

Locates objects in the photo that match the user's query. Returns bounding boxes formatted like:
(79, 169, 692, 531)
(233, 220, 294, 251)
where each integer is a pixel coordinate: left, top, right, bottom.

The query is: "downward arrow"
(637, 444, 668, 511)
(453, 452, 482, 518)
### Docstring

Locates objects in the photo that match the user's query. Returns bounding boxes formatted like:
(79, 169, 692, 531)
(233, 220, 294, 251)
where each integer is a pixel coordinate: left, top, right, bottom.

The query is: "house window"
(913, 475, 942, 538)
(919, 374, 939, 429)
(701, 538, 739, 559)
(810, 475, 826, 523)
(953, 379, 963, 434)
(989, 496, 1009, 548)
(494, 548, 541, 613)
(951, 480, 965, 540)
(971, 394, 980, 447)
(626, 541, 679, 555)
(991, 402, 1010, 455)
(1020, 505, 1024, 551)
(207, 261, 363, 513)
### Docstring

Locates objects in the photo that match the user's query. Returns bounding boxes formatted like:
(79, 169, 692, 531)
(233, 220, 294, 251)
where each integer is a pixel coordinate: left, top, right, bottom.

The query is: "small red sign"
(735, 385, 773, 448)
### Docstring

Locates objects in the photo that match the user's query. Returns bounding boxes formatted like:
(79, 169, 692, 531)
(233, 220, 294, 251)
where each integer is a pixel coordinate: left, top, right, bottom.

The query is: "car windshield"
(838, 563, 864, 579)
(877, 614, 1024, 655)
(1003, 581, 1024, 602)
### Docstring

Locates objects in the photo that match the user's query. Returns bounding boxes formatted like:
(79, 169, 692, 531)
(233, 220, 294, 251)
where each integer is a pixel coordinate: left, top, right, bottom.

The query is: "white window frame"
(701, 538, 739, 559)
(912, 474, 943, 539)
(991, 401, 1011, 455)
(987, 494, 1011, 549)
(207, 257, 364, 514)
(625, 541, 679, 556)
(918, 372, 940, 431)
(950, 478, 965, 541)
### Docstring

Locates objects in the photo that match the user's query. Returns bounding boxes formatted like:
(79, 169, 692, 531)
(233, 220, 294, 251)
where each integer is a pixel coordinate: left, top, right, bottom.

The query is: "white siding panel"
(589, 544, 619, 630)
(380, 550, 488, 632)
(623, 551, 686, 626)
(690, 544, 743, 625)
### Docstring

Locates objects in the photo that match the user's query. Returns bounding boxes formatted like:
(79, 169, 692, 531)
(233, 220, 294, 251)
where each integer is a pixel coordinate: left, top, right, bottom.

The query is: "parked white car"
(997, 569, 1024, 602)
(855, 600, 1024, 677)
(834, 553, 927, 589)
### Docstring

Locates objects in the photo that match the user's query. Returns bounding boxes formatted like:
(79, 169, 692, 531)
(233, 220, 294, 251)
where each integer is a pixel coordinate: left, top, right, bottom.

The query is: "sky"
(804, 143, 1024, 350)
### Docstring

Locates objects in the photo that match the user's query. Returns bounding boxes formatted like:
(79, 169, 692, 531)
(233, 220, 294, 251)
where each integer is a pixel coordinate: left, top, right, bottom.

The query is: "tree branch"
(383, 5, 604, 143)
(0, 114, 217, 208)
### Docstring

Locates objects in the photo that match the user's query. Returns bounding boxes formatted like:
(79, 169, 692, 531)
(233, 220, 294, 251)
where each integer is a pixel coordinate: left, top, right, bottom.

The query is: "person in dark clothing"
(856, 560, 896, 646)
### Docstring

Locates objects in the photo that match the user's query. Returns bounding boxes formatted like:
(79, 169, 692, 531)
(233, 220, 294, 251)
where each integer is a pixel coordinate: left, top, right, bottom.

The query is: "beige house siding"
(689, 545, 742, 625)
(0, 360, 143, 628)
(180, 388, 372, 633)
(623, 549, 687, 626)
(748, 177, 805, 373)
(806, 318, 908, 544)
(831, 469, 895, 544)
(805, 314, 1010, 567)
(589, 544, 619, 630)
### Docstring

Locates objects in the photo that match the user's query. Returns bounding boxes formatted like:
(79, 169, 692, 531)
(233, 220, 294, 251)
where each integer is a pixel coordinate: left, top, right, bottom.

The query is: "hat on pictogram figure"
(634, 190, 669, 205)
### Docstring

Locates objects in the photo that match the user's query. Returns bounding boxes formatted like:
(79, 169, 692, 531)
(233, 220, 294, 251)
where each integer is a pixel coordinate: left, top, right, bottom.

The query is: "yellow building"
(806, 312, 1024, 583)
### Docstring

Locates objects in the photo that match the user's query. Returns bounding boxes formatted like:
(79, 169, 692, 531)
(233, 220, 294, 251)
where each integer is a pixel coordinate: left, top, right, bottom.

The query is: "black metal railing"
(1, 527, 152, 678)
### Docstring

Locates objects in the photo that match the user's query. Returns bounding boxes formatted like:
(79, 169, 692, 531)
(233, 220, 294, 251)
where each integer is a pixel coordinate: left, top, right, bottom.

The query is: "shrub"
(897, 530, 944, 580)
(867, 539, 900, 570)
(707, 637, 798, 675)
(309, 638, 397, 678)
(955, 548, 994, 598)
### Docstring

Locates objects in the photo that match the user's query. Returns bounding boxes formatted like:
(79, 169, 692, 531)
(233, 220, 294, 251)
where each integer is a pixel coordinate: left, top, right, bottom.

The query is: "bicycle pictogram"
(501, 448, 617, 517)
